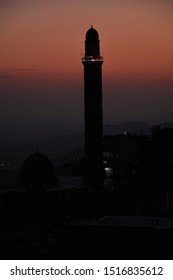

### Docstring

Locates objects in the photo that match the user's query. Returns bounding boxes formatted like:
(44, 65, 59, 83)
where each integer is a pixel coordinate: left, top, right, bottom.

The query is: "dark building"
(103, 134, 140, 181)
(19, 151, 56, 191)
(82, 26, 104, 186)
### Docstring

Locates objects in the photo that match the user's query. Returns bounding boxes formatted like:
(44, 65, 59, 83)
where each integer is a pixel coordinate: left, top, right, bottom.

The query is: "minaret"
(82, 26, 104, 187)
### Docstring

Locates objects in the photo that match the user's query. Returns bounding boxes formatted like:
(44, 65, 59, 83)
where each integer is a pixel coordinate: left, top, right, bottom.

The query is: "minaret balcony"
(82, 56, 103, 63)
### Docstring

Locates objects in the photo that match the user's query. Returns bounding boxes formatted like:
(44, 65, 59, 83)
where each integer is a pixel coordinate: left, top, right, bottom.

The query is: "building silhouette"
(19, 151, 56, 191)
(82, 26, 104, 186)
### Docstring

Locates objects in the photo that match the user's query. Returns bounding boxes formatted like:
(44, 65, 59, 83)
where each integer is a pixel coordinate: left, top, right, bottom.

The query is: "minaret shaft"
(82, 27, 104, 186)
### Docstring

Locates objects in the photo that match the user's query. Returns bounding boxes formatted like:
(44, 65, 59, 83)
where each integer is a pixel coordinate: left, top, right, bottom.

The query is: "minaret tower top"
(83, 26, 103, 62)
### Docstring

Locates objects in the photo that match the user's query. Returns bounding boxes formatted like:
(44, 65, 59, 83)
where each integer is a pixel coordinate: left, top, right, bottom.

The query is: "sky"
(1, 0, 173, 148)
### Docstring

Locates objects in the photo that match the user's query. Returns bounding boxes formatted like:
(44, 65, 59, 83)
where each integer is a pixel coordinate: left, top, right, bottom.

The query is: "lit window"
(105, 167, 113, 177)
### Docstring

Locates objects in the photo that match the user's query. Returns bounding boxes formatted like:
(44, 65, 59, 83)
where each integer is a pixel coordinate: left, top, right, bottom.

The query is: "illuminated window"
(105, 167, 113, 177)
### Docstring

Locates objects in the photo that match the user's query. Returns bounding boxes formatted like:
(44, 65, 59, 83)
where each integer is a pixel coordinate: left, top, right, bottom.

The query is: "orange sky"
(1, 0, 173, 80)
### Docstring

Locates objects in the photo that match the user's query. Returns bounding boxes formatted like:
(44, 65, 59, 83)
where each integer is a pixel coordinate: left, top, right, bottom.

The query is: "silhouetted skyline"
(1, 13, 173, 259)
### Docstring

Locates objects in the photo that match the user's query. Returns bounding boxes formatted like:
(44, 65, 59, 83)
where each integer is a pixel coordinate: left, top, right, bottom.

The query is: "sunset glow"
(1, 0, 173, 144)
(1, 0, 173, 79)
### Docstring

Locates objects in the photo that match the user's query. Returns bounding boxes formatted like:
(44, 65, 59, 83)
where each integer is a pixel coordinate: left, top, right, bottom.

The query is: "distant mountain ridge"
(41, 122, 152, 160)
(2, 122, 173, 167)
(104, 122, 152, 136)
(52, 122, 152, 166)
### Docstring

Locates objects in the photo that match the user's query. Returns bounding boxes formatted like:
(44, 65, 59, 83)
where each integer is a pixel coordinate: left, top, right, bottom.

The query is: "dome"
(86, 26, 99, 41)
(19, 151, 56, 190)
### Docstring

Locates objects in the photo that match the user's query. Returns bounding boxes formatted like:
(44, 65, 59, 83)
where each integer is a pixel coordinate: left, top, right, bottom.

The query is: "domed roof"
(19, 151, 56, 190)
(86, 26, 99, 41)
